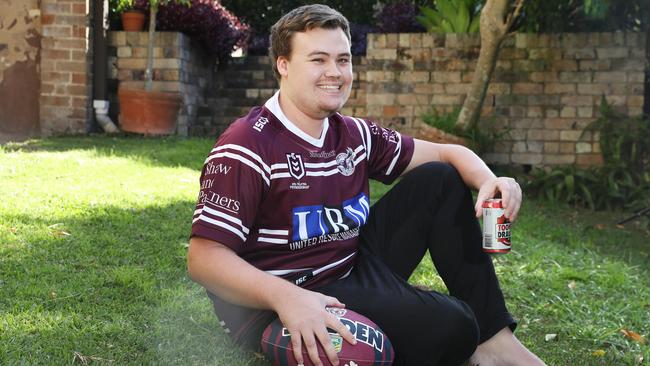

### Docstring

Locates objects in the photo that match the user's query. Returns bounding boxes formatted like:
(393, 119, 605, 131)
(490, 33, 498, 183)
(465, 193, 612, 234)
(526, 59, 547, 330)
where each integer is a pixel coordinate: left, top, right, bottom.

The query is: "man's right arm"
(187, 237, 356, 366)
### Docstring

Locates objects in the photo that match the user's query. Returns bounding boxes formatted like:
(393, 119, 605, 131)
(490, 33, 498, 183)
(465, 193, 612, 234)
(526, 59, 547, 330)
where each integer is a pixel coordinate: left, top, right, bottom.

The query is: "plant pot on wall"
(121, 10, 146, 31)
(118, 87, 182, 135)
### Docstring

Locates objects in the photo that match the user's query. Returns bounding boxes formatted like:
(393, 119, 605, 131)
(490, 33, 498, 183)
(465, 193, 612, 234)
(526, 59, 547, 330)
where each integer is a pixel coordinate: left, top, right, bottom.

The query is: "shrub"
(114, 0, 250, 60)
(156, 0, 249, 59)
(350, 23, 377, 56)
(376, 1, 426, 33)
(523, 97, 650, 213)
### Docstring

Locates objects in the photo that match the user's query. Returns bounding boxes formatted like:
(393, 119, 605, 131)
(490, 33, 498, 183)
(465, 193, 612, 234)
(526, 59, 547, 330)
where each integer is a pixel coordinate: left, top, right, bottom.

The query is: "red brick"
(42, 49, 70, 60)
(576, 154, 603, 166)
(72, 3, 86, 14)
(41, 95, 71, 107)
(42, 71, 70, 83)
(513, 83, 543, 94)
(71, 73, 87, 84)
(41, 14, 56, 25)
(72, 25, 86, 38)
(66, 84, 88, 96)
(72, 97, 87, 108)
(56, 61, 86, 73)
(70, 108, 87, 119)
(43, 25, 72, 38)
(53, 39, 86, 50)
(383, 106, 399, 117)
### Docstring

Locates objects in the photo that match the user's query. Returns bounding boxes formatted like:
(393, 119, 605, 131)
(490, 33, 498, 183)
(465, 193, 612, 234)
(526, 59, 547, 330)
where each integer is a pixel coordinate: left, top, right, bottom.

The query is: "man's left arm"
(403, 139, 522, 221)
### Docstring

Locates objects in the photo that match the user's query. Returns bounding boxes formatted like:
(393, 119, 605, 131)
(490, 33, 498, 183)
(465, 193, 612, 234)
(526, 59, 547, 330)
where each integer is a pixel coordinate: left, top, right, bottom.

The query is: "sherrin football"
(261, 307, 394, 366)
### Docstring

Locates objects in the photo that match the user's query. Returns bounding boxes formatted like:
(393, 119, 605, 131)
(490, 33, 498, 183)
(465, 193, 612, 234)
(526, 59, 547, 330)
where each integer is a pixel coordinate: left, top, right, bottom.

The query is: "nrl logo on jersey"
(286, 153, 305, 180)
(336, 147, 355, 176)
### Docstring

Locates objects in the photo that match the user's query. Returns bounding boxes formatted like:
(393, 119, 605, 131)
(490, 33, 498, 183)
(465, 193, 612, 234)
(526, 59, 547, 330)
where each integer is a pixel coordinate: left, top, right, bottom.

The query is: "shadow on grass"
(0, 199, 269, 366)
(2, 135, 216, 171)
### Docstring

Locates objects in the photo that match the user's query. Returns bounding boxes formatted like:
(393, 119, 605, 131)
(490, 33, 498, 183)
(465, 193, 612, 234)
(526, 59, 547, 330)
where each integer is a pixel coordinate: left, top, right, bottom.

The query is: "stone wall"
(365, 32, 647, 166)
(107, 31, 214, 136)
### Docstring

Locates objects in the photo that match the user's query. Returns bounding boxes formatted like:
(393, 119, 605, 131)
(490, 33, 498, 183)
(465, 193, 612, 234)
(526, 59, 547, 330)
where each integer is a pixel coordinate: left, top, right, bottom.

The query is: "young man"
(188, 4, 546, 366)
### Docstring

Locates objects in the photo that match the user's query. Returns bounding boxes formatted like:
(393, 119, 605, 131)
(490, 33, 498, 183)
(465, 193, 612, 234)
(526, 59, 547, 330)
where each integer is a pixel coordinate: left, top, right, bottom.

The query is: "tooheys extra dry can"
(482, 199, 511, 254)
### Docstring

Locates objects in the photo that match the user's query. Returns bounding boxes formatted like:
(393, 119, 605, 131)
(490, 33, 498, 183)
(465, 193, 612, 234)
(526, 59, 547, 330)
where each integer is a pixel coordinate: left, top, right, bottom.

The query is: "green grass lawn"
(1, 136, 648, 365)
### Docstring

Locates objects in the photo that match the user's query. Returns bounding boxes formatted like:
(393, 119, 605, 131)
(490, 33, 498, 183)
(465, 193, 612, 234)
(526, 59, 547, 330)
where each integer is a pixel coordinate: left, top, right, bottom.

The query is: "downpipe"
(93, 100, 120, 134)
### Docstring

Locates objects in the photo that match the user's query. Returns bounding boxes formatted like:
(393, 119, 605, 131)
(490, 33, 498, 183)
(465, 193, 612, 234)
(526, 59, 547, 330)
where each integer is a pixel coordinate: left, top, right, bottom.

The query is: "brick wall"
(107, 31, 214, 136)
(208, 32, 647, 167)
(40, 0, 91, 136)
(366, 32, 647, 166)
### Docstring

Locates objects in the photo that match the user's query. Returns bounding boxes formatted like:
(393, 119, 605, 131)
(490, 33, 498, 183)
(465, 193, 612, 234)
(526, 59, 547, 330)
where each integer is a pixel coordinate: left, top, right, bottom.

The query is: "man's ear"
(277, 56, 289, 78)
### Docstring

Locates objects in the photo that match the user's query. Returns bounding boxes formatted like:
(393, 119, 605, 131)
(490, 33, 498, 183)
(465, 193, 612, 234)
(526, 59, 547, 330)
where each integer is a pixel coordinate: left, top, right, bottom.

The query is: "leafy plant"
(523, 97, 650, 216)
(417, 0, 483, 33)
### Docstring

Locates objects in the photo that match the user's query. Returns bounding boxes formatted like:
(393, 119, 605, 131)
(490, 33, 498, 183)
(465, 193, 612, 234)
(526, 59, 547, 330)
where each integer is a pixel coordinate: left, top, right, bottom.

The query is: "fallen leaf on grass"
(51, 230, 71, 237)
(592, 349, 606, 357)
(620, 329, 646, 344)
(50, 291, 57, 300)
(616, 224, 625, 229)
(9, 227, 18, 233)
(567, 280, 577, 290)
(595, 223, 605, 230)
(544, 333, 557, 342)
(73, 351, 114, 364)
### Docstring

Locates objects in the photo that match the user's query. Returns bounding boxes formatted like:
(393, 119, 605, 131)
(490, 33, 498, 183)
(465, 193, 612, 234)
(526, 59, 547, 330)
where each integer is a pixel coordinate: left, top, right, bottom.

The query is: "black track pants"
(317, 162, 515, 365)
(209, 162, 515, 365)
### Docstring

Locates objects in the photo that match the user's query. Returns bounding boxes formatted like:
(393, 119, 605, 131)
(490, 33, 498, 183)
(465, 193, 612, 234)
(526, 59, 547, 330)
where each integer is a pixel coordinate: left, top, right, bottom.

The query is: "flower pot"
(120, 10, 146, 31)
(118, 87, 182, 135)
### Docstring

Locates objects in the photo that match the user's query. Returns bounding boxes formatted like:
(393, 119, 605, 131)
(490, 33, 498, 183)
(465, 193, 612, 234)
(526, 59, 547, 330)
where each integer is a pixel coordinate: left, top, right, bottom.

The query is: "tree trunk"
(456, 0, 523, 129)
(144, 5, 157, 92)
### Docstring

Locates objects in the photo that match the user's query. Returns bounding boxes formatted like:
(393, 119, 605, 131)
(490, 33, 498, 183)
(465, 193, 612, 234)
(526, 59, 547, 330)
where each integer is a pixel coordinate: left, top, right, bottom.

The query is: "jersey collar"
(264, 90, 329, 148)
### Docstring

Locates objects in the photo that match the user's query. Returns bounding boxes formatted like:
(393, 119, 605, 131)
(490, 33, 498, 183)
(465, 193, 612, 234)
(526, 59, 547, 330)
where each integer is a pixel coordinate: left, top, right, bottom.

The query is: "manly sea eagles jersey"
(191, 91, 414, 290)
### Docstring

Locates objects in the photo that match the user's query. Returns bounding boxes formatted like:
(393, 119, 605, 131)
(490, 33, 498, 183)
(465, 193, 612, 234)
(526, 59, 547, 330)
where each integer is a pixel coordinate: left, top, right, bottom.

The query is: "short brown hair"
(269, 4, 351, 80)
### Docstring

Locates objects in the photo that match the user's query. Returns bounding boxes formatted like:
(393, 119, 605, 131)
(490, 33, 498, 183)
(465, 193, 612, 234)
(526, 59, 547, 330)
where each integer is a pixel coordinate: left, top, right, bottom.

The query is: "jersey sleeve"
(351, 117, 415, 184)
(191, 127, 269, 253)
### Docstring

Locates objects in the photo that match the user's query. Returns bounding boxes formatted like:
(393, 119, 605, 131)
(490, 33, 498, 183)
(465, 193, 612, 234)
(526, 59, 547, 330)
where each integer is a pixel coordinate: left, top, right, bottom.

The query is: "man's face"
(277, 27, 353, 121)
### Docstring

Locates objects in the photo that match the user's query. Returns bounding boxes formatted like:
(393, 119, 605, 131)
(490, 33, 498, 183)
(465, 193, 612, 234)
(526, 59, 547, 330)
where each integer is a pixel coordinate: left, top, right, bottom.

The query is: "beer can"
(482, 199, 511, 254)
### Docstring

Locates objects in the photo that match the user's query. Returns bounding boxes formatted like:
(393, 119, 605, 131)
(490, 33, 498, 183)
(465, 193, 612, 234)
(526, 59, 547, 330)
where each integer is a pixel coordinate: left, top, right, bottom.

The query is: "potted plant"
(110, 0, 147, 31)
(117, 0, 190, 135)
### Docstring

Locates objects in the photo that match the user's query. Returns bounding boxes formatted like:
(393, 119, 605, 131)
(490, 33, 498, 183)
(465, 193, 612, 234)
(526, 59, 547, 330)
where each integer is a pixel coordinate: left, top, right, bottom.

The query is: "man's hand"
(273, 290, 357, 366)
(474, 177, 522, 221)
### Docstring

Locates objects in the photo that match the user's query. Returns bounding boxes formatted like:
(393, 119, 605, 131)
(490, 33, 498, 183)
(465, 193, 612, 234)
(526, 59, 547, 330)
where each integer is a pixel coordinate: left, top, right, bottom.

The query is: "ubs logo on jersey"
(336, 147, 355, 176)
(291, 192, 369, 241)
(286, 153, 305, 180)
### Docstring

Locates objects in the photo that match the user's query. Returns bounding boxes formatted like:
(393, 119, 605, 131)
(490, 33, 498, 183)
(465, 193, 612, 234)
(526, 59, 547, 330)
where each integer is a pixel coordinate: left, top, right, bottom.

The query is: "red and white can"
(482, 199, 511, 254)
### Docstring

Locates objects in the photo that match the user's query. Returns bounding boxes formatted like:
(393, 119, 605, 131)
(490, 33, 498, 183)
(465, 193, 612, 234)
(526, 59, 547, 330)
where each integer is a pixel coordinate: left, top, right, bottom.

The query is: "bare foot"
(468, 327, 546, 366)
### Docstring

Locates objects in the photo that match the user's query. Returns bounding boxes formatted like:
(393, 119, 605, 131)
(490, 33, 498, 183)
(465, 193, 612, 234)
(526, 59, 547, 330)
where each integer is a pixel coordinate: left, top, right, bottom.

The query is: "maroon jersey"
(191, 92, 414, 289)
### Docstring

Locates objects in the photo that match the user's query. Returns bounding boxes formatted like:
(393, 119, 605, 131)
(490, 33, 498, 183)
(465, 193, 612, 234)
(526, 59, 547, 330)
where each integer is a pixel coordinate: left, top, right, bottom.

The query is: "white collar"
(264, 90, 329, 148)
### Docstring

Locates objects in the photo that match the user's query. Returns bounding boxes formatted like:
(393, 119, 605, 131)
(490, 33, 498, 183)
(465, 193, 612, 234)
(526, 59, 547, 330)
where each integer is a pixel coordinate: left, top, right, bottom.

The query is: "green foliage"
(517, 0, 650, 32)
(416, 0, 482, 33)
(109, 0, 137, 14)
(421, 107, 508, 154)
(523, 98, 650, 216)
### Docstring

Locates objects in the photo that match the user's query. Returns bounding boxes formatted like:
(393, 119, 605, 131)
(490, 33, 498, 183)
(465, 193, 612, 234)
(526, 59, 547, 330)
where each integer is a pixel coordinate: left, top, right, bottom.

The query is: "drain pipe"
(92, 0, 119, 133)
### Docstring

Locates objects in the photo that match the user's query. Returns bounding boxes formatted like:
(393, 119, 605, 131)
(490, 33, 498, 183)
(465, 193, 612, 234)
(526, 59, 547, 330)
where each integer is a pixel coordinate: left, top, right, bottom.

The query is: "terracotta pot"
(121, 10, 146, 32)
(118, 87, 182, 135)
